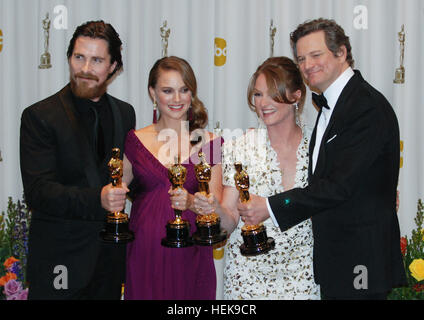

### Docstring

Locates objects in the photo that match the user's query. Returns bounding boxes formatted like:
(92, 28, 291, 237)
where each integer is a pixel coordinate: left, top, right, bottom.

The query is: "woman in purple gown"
(121, 56, 222, 299)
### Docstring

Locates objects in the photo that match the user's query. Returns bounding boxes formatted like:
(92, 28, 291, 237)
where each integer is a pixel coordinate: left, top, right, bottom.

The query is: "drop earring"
(188, 105, 193, 121)
(153, 100, 158, 124)
(294, 102, 300, 126)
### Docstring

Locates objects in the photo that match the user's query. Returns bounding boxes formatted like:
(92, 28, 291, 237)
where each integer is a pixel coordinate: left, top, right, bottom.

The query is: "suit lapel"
(308, 108, 321, 181)
(59, 84, 102, 187)
(321, 71, 362, 140)
(107, 95, 124, 159)
(310, 70, 363, 178)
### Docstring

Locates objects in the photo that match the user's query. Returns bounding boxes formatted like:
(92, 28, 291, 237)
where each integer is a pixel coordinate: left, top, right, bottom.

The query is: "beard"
(70, 71, 109, 100)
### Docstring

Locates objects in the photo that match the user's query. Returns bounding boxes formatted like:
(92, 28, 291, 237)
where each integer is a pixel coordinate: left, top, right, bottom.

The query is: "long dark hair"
(67, 20, 123, 78)
(148, 56, 208, 133)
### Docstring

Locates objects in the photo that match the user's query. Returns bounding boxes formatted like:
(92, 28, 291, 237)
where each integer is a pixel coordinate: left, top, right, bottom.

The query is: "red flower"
(400, 237, 407, 256)
(0, 272, 17, 286)
(412, 283, 424, 293)
(4, 257, 19, 270)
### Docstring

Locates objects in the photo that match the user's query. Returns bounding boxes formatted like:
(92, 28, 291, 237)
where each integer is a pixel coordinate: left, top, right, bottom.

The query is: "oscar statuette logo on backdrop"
(0, 29, 3, 53)
(269, 20, 276, 57)
(39, 13, 52, 69)
(160, 20, 171, 58)
(394, 25, 405, 84)
(214, 37, 227, 67)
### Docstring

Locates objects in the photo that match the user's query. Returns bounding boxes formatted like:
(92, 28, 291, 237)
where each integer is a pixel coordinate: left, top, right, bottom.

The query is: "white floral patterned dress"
(222, 122, 320, 300)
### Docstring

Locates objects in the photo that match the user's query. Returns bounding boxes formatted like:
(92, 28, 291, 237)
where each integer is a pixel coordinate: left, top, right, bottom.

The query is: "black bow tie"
(312, 93, 330, 110)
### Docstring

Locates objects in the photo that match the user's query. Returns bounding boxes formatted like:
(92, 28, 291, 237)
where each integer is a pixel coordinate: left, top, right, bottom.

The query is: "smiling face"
(69, 36, 117, 101)
(296, 31, 349, 92)
(253, 73, 299, 127)
(149, 69, 192, 121)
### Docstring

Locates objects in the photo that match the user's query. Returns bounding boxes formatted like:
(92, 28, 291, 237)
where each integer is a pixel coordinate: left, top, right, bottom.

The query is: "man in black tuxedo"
(238, 18, 406, 299)
(20, 21, 135, 299)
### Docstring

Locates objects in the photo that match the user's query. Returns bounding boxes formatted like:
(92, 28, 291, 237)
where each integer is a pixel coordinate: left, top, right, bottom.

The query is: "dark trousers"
(72, 245, 124, 300)
(322, 291, 388, 300)
(28, 243, 125, 300)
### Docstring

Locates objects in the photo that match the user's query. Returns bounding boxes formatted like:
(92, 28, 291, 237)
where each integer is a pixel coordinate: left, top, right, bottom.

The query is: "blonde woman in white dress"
(193, 57, 320, 299)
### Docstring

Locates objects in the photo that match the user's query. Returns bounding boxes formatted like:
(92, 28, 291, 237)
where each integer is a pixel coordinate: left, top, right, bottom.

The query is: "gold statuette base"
(393, 67, 405, 84)
(100, 213, 134, 244)
(193, 214, 227, 246)
(39, 52, 52, 69)
(161, 217, 193, 248)
(240, 224, 275, 256)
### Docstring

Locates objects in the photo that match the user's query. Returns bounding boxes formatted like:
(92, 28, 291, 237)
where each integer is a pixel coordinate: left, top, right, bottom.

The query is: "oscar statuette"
(269, 19, 277, 57)
(394, 24, 405, 84)
(161, 156, 193, 248)
(160, 20, 171, 58)
(193, 151, 227, 246)
(39, 13, 52, 69)
(100, 148, 134, 243)
(234, 162, 275, 256)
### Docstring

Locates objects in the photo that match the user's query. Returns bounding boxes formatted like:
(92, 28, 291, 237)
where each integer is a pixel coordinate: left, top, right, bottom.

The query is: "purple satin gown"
(124, 130, 221, 300)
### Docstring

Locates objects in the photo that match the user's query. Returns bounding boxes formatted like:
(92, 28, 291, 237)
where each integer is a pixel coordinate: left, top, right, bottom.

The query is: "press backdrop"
(0, 0, 423, 298)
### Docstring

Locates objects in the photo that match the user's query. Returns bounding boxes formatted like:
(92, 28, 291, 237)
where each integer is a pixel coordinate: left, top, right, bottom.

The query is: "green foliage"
(388, 199, 424, 300)
(0, 196, 31, 297)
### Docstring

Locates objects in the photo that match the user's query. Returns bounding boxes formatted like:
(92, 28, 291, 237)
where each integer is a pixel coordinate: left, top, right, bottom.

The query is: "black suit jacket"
(269, 70, 406, 297)
(20, 84, 135, 296)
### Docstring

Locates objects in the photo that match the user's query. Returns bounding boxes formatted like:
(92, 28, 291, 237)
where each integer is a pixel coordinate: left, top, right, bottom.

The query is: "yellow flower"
(409, 259, 424, 282)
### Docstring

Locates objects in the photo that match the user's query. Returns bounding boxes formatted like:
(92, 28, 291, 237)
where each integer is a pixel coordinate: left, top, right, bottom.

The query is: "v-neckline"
(129, 129, 218, 172)
(267, 128, 306, 193)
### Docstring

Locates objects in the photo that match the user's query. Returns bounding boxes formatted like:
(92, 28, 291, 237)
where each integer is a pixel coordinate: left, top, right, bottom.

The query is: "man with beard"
(20, 21, 135, 299)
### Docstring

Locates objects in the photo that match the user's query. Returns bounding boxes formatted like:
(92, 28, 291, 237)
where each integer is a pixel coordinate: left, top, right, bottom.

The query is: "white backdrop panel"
(0, 0, 423, 299)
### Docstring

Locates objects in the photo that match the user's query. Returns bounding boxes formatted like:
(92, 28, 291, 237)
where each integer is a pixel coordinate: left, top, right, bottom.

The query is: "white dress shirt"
(267, 67, 355, 228)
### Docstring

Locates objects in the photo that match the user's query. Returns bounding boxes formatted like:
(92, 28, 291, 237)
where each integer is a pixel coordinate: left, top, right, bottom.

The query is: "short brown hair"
(67, 20, 123, 78)
(148, 56, 208, 132)
(247, 56, 306, 114)
(290, 18, 354, 68)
